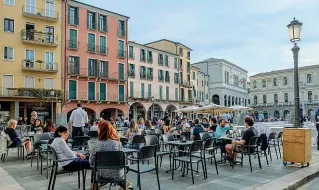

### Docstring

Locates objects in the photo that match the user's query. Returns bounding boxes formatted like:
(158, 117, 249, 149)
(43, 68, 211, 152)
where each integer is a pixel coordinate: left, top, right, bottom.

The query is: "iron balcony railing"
(118, 29, 126, 37)
(67, 91, 127, 102)
(118, 50, 126, 59)
(22, 60, 58, 72)
(67, 67, 127, 80)
(21, 30, 58, 46)
(22, 5, 59, 21)
(87, 44, 99, 53)
(68, 40, 79, 50)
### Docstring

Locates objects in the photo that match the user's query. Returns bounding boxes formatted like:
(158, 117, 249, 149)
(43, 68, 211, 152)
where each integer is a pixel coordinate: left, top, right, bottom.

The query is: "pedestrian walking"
(69, 101, 88, 137)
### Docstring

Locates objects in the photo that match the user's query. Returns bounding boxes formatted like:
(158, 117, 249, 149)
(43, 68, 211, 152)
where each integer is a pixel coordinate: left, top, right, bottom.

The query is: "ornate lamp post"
(287, 17, 303, 128)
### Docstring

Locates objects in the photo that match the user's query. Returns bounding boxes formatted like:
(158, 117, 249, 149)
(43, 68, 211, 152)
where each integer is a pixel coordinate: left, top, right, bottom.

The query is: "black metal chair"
(31, 133, 50, 169)
(88, 131, 98, 138)
(181, 132, 191, 140)
(267, 132, 278, 160)
(92, 151, 129, 190)
(130, 135, 145, 149)
(238, 136, 262, 172)
(72, 136, 90, 151)
(0, 139, 25, 162)
(277, 132, 283, 158)
(128, 145, 160, 190)
(172, 141, 205, 184)
(157, 134, 175, 168)
(48, 145, 85, 190)
(199, 132, 211, 141)
(144, 135, 158, 146)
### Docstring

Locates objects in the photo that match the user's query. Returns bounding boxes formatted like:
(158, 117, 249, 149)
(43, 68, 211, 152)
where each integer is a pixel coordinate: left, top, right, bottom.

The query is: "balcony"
(128, 70, 135, 78)
(118, 50, 126, 59)
(99, 46, 108, 55)
(22, 5, 59, 21)
(140, 56, 146, 62)
(180, 80, 192, 88)
(128, 53, 135, 60)
(67, 91, 127, 102)
(129, 91, 151, 100)
(68, 40, 79, 50)
(250, 102, 294, 108)
(87, 44, 99, 53)
(147, 74, 153, 81)
(21, 30, 58, 47)
(22, 60, 58, 73)
(67, 68, 127, 81)
(0, 87, 62, 99)
(147, 57, 153, 63)
(165, 77, 170, 83)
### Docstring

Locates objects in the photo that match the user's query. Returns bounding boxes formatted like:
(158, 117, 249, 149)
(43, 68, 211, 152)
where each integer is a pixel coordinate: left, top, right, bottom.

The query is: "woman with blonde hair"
(125, 119, 143, 149)
(5, 119, 32, 153)
(137, 118, 145, 130)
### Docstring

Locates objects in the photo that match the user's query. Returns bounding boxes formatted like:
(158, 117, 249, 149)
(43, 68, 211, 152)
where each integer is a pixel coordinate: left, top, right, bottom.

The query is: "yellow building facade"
(145, 39, 193, 107)
(0, 0, 62, 123)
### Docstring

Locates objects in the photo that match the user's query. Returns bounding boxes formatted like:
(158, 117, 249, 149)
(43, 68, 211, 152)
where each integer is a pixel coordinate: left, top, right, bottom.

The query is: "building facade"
(193, 58, 248, 107)
(0, 0, 62, 123)
(61, 0, 129, 124)
(190, 65, 210, 106)
(127, 41, 180, 120)
(249, 65, 319, 119)
(145, 39, 193, 107)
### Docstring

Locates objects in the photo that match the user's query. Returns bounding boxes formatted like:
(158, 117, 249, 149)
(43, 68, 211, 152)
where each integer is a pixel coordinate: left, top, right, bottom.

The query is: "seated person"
(215, 118, 233, 152)
(163, 119, 175, 134)
(192, 119, 204, 141)
(50, 125, 90, 170)
(209, 117, 218, 132)
(124, 120, 143, 149)
(31, 119, 43, 133)
(43, 119, 55, 133)
(90, 120, 99, 131)
(225, 116, 258, 163)
(201, 117, 210, 129)
(89, 121, 132, 190)
(5, 119, 31, 154)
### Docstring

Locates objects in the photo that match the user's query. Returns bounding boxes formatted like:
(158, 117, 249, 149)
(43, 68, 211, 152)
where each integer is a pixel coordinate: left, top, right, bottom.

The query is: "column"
(14, 101, 19, 119)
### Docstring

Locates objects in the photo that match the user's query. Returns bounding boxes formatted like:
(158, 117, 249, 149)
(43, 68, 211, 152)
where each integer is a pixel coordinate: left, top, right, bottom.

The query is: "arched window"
(273, 78, 277, 87)
(274, 94, 278, 104)
(262, 79, 266, 88)
(253, 80, 257, 88)
(307, 74, 312, 83)
(238, 97, 241, 105)
(308, 91, 313, 102)
(254, 95, 257, 104)
(263, 95, 267, 104)
(283, 77, 288, 85)
(284, 93, 288, 103)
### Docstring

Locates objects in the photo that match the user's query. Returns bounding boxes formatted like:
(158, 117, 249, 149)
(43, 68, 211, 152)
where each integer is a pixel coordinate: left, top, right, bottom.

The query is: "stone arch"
(129, 102, 146, 121)
(165, 104, 178, 120)
(100, 108, 124, 121)
(67, 107, 96, 124)
(147, 103, 163, 120)
(274, 110, 280, 119)
(212, 94, 220, 105)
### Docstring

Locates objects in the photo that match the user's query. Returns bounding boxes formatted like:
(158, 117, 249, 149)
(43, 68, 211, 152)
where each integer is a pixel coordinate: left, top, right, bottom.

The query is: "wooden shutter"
(86, 10, 89, 28)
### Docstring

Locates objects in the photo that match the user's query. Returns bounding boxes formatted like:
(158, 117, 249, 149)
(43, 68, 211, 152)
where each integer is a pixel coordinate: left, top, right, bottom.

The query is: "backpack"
(259, 133, 268, 151)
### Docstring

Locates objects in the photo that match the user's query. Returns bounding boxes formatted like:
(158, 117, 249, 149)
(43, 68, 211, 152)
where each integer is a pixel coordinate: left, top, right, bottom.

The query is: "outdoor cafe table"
(165, 140, 193, 173)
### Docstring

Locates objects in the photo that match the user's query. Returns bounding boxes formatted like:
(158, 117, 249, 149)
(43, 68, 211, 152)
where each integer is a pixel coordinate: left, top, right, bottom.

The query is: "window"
(118, 85, 125, 101)
(159, 86, 162, 100)
(100, 60, 108, 78)
(24, 76, 35, 88)
(69, 29, 78, 49)
(128, 64, 135, 78)
(283, 77, 288, 85)
(274, 94, 278, 104)
(174, 58, 178, 69)
(98, 14, 107, 32)
(224, 71, 227, 82)
(174, 73, 179, 84)
(118, 40, 125, 58)
(140, 49, 146, 62)
(45, 52, 54, 70)
(308, 91, 313, 102)
(4, 0, 14, 6)
(273, 78, 277, 87)
(68, 6, 78, 25)
(284, 93, 288, 103)
(87, 11, 96, 29)
(99, 36, 107, 54)
(187, 51, 190, 59)
(140, 66, 146, 79)
(99, 83, 106, 101)
(3, 46, 14, 60)
(158, 53, 163, 65)
(118, 63, 124, 80)
(148, 84, 152, 98)
(68, 56, 79, 75)
(88, 59, 98, 77)
(45, 0, 55, 18)
(44, 78, 53, 89)
(25, 49, 35, 68)
(4, 18, 14, 32)
(179, 47, 183, 56)
(147, 67, 153, 81)
(254, 95, 257, 104)
(164, 55, 169, 67)
(175, 88, 178, 101)
(69, 80, 77, 99)
(141, 83, 145, 98)
(25, 0, 35, 14)
(128, 46, 134, 59)
(307, 74, 312, 83)
(165, 71, 170, 83)
(166, 86, 169, 100)
(262, 79, 266, 88)
(118, 20, 125, 37)
(187, 62, 190, 73)
(129, 82, 134, 97)
(88, 82, 95, 100)
(158, 70, 164, 82)
(88, 33, 96, 52)
(147, 51, 153, 63)
(192, 72, 195, 80)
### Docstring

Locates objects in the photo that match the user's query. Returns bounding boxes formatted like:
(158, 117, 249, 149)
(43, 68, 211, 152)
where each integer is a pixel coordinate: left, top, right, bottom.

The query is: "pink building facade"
(61, 0, 129, 123)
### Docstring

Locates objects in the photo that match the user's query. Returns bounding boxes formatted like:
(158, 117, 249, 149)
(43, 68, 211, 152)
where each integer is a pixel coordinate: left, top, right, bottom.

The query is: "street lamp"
(287, 17, 303, 128)
(50, 89, 55, 122)
(299, 82, 306, 116)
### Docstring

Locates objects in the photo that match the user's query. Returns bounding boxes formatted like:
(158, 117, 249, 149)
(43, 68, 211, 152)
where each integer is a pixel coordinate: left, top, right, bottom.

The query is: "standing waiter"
(69, 101, 88, 137)
(315, 108, 319, 150)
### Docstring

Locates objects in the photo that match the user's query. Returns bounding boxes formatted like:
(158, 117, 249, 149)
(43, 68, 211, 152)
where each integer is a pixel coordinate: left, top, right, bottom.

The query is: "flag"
(239, 78, 245, 84)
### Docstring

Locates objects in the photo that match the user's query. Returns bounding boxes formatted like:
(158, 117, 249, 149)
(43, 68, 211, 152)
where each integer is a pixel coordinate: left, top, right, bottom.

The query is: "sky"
(78, 0, 319, 77)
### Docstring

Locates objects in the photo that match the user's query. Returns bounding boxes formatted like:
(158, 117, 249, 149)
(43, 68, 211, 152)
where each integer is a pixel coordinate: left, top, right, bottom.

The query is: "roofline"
(129, 41, 179, 57)
(144, 39, 193, 51)
(71, 0, 130, 19)
(250, 64, 319, 78)
(192, 59, 248, 73)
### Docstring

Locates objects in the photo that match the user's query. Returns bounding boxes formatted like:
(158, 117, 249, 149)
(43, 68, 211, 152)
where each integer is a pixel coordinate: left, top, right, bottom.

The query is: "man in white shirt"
(69, 102, 88, 137)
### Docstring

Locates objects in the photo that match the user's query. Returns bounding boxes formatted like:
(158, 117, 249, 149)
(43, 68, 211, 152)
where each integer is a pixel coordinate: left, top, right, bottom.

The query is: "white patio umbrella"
(194, 104, 232, 114)
(229, 105, 253, 111)
(174, 106, 199, 113)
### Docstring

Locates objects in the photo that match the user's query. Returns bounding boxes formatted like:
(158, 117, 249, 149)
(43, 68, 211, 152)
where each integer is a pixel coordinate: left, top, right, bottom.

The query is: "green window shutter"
(93, 12, 96, 29)
(148, 84, 151, 98)
(141, 83, 144, 98)
(130, 82, 134, 97)
(166, 86, 169, 100)
(175, 88, 178, 101)
(75, 56, 80, 74)
(88, 82, 95, 100)
(75, 7, 79, 25)
(118, 85, 124, 101)
(99, 83, 106, 101)
(118, 63, 124, 80)
(98, 13, 100, 31)
(69, 80, 77, 99)
(105, 15, 108, 32)
(159, 86, 162, 100)
(88, 59, 91, 76)
(68, 4, 70, 24)
(87, 10, 89, 28)
(105, 61, 109, 78)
